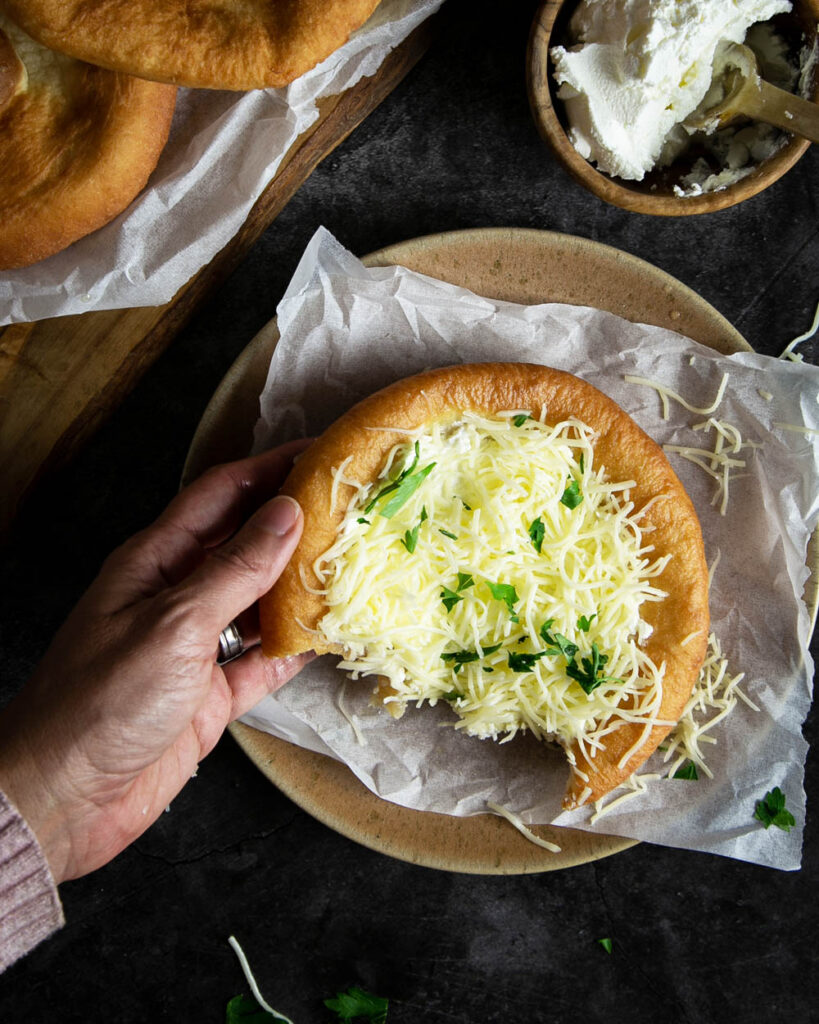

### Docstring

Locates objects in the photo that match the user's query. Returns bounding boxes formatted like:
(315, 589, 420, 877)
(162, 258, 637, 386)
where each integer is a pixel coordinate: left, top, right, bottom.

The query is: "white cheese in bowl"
(550, 0, 792, 181)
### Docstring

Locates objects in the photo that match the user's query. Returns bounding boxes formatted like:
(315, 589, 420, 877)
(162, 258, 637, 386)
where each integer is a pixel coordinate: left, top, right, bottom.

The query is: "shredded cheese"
(486, 800, 562, 852)
(314, 413, 670, 759)
(228, 936, 294, 1024)
(624, 372, 729, 420)
(590, 629, 753, 821)
(773, 422, 819, 436)
(779, 299, 819, 361)
(663, 419, 761, 516)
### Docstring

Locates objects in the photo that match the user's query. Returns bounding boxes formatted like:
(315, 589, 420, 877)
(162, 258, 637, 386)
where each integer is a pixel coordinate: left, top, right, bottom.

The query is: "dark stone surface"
(1, 1, 817, 1020)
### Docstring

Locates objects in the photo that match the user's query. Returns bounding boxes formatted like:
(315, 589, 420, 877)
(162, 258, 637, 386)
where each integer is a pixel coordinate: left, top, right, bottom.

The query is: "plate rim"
(186, 226, 752, 874)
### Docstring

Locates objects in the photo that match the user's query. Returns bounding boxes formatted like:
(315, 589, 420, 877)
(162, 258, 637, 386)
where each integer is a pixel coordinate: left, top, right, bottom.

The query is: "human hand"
(0, 443, 312, 884)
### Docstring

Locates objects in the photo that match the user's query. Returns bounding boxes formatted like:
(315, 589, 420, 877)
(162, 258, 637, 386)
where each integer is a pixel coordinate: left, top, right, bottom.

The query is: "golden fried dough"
(261, 363, 710, 808)
(0, 11, 176, 270)
(1, 0, 382, 90)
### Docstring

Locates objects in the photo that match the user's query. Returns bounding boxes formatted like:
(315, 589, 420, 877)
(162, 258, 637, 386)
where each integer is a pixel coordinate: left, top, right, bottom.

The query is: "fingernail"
(260, 495, 301, 537)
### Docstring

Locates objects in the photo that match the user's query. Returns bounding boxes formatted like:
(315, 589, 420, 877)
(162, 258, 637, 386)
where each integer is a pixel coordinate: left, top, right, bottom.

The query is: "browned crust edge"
(2, 0, 382, 90)
(260, 362, 710, 806)
(0, 59, 177, 270)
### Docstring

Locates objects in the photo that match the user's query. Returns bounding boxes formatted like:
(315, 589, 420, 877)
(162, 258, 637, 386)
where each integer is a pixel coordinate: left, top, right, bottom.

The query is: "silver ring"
(217, 620, 244, 664)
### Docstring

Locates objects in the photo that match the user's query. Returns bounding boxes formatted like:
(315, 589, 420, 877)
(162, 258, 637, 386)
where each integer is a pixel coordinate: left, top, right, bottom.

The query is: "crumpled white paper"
(246, 227, 819, 870)
(0, 0, 443, 325)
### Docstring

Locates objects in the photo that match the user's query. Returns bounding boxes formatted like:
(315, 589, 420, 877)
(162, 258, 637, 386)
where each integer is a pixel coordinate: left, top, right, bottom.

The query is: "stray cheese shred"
(313, 413, 670, 756)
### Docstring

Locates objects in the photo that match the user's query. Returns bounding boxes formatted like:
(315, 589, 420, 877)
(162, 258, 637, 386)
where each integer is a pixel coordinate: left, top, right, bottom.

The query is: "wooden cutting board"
(0, 17, 436, 535)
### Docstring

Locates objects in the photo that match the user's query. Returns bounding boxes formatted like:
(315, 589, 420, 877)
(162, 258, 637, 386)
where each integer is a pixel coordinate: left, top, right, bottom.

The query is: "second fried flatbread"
(0, 11, 176, 270)
(1, 0, 383, 90)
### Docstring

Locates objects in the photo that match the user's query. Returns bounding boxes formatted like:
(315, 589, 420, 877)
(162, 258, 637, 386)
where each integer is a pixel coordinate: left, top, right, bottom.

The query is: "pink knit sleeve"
(0, 789, 64, 972)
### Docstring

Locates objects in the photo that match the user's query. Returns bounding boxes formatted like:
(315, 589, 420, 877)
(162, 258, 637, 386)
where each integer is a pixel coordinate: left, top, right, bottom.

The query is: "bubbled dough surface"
(0, 11, 176, 270)
(1, 0, 382, 90)
(260, 362, 710, 807)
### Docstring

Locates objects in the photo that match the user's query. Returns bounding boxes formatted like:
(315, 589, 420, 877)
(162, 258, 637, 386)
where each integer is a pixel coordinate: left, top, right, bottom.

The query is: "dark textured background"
(1, 1, 817, 1020)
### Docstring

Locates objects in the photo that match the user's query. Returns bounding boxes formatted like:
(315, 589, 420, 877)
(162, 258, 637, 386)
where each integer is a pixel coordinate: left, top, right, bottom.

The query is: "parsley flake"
(401, 524, 420, 553)
(673, 762, 699, 781)
(487, 581, 520, 621)
(362, 442, 436, 519)
(441, 643, 502, 671)
(513, 413, 531, 427)
(456, 571, 474, 592)
(225, 994, 277, 1023)
(577, 613, 596, 632)
(540, 621, 579, 659)
(324, 986, 389, 1024)
(440, 587, 463, 612)
(565, 643, 620, 694)
(508, 650, 547, 672)
(597, 938, 613, 955)
(380, 463, 435, 518)
(753, 787, 796, 831)
(439, 528, 458, 540)
(357, 517, 370, 525)
(560, 479, 583, 509)
(528, 516, 545, 553)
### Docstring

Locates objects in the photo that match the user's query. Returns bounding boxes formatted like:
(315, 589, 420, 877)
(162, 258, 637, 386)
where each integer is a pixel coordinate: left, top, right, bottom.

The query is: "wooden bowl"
(527, 0, 819, 215)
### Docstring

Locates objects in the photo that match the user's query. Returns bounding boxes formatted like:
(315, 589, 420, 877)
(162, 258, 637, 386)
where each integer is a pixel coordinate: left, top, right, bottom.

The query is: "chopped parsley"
(597, 938, 613, 955)
(362, 442, 436, 519)
(577, 613, 596, 633)
(381, 463, 435, 518)
(560, 479, 583, 509)
(565, 643, 620, 694)
(401, 524, 420, 553)
(579, 453, 585, 474)
(441, 643, 502, 673)
(508, 650, 547, 672)
(225, 995, 277, 1023)
(528, 516, 545, 553)
(439, 528, 458, 540)
(324, 986, 389, 1023)
(673, 762, 699, 781)
(513, 413, 531, 427)
(539, 620, 578, 659)
(441, 572, 474, 611)
(487, 581, 520, 622)
(456, 571, 474, 591)
(459, 497, 472, 510)
(754, 787, 796, 832)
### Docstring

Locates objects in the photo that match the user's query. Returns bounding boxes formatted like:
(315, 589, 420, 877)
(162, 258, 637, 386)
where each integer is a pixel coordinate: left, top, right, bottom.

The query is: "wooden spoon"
(685, 41, 819, 143)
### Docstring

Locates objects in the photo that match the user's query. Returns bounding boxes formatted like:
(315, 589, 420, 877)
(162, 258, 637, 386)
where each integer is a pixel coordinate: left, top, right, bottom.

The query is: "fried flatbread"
(1, 0, 382, 90)
(260, 363, 710, 808)
(0, 11, 176, 270)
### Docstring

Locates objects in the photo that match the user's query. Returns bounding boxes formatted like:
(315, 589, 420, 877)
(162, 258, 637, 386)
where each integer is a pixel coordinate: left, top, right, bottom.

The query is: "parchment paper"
(245, 227, 819, 870)
(0, 0, 443, 325)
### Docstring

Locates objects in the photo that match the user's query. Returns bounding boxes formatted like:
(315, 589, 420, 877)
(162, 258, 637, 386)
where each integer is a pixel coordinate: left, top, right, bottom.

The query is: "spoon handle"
(743, 79, 819, 144)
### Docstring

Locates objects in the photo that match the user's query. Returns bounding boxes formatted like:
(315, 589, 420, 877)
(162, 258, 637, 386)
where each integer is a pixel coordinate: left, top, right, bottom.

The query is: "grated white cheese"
(663, 418, 761, 516)
(314, 413, 671, 758)
(779, 299, 819, 361)
(486, 800, 562, 852)
(624, 373, 729, 420)
(228, 936, 294, 1024)
(590, 626, 752, 821)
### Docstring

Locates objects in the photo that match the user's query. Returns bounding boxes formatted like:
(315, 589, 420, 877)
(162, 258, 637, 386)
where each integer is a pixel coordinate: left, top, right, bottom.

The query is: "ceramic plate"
(183, 227, 750, 874)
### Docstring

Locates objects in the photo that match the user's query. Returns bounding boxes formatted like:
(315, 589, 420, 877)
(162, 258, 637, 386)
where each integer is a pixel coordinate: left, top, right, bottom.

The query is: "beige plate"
(184, 227, 750, 874)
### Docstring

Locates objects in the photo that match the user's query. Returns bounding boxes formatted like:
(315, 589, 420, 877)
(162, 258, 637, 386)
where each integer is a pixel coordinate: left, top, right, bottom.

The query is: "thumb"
(173, 494, 303, 638)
